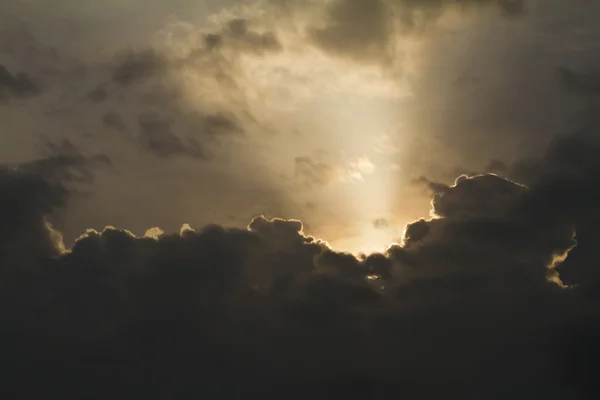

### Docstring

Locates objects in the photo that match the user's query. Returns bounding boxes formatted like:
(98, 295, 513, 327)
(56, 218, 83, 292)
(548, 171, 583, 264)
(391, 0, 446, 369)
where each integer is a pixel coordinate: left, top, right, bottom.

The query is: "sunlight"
(332, 220, 400, 255)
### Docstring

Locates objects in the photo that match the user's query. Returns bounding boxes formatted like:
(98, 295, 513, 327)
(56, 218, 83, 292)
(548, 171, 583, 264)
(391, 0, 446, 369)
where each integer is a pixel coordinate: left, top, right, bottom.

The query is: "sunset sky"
(2, 0, 600, 398)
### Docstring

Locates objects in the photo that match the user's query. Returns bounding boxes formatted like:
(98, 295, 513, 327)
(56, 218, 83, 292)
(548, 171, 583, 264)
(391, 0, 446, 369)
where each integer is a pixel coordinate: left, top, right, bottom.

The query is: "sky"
(2, 0, 600, 398)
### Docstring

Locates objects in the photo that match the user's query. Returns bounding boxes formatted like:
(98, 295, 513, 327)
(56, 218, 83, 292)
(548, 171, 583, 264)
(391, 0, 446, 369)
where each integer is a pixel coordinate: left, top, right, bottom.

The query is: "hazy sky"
(3, 0, 600, 398)
(3, 0, 597, 252)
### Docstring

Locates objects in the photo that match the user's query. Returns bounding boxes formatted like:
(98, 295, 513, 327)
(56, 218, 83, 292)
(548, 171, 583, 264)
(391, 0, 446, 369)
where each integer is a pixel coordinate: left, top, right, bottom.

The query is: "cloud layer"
(3, 117, 600, 397)
(3, 1, 600, 397)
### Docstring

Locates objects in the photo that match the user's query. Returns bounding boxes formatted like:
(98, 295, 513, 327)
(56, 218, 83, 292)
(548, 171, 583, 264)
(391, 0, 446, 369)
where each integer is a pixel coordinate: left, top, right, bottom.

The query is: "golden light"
(156, 12, 420, 255)
(333, 221, 400, 255)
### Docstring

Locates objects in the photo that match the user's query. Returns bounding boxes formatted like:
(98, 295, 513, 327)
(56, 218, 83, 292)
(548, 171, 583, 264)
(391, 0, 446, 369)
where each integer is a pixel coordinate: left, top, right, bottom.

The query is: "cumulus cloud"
(4, 117, 600, 397)
(4, 1, 600, 398)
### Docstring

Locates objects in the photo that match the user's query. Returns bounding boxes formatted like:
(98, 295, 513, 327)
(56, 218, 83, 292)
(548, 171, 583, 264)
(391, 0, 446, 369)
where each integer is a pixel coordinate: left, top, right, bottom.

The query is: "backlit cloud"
(2, 0, 600, 397)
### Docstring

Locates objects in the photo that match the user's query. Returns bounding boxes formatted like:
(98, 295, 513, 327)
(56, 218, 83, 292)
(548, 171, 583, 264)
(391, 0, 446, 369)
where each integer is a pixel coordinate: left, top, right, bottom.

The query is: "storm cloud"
(3, 0, 600, 398)
(3, 119, 600, 397)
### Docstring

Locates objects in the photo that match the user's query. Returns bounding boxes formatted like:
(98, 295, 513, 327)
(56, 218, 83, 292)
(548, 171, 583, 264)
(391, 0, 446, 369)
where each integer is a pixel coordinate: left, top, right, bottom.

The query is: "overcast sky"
(2, 0, 600, 398)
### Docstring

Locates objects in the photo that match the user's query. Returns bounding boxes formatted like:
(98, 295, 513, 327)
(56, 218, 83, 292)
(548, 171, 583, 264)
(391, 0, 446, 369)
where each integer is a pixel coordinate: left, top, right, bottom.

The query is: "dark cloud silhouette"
(307, 0, 526, 64)
(4, 1, 600, 398)
(27, 138, 111, 184)
(135, 110, 242, 159)
(112, 50, 169, 86)
(309, 0, 392, 65)
(396, 174, 575, 292)
(372, 218, 391, 229)
(0, 142, 110, 264)
(411, 175, 451, 193)
(4, 115, 600, 397)
(0, 64, 39, 103)
(137, 112, 206, 159)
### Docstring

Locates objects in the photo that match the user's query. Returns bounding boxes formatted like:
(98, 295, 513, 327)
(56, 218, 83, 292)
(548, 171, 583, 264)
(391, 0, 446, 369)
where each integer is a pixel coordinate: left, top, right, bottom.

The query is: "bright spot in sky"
(333, 222, 399, 255)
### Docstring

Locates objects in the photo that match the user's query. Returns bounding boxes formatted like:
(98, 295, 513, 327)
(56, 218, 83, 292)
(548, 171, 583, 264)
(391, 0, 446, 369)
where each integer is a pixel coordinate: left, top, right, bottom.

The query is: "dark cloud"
(137, 112, 206, 159)
(193, 112, 243, 138)
(28, 138, 111, 184)
(134, 110, 243, 159)
(307, 0, 526, 64)
(372, 218, 390, 229)
(309, 0, 392, 65)
(411, 175, 451, 193)
(205, 18, 283, 55)
(0, 64, 39, 103)
(4, 116, 600, 397)
(4, 1, 600, 398)
(112, 50, 169, 86)
(0, 142, 110, 265)
(396, 174, 575, 289)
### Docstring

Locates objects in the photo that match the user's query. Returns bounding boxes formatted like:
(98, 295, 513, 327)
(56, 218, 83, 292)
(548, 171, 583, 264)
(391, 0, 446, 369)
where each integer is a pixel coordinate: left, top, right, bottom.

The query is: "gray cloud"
(306, 0, 526, 65)
(137, 112, 206, 159)
(0, 64, 39, 103)
(2, 138, 600, 397)
(309, 0, 393, 65)
(112, 50, 169, 87)
(294, 156, 341, 187)
(205, 18, 283, 55)
(26, 138, 111, 184)
(3, 3, 600, 397)
(372, 218, 391, 229)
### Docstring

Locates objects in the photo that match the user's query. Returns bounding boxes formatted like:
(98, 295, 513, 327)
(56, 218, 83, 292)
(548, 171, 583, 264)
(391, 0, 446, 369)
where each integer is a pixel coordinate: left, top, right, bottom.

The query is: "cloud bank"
(3, 118, 600, 398)
(3, 1, 600, 397)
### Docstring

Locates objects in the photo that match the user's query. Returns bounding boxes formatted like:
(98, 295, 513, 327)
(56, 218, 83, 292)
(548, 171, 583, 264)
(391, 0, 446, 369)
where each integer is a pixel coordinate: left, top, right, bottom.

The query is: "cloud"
(134, 110, 243, 159)
(0, 143, 110, 263)
(4, 122, 600, 397)
(294, 156, 343, 186)
(137, 112, 206, 159)
(304, 0, 526, 65)
(372, 218, 390, 229)
(0, 64, 39, 103)
(3, 2, 600, 397)
(204, 18, 283, 55)
(396, 174, 575, 289)
(24, 138, 111, 184)
(112, 50, 169, 86)
(308, 0, 393, 66)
